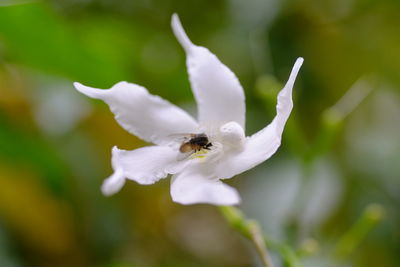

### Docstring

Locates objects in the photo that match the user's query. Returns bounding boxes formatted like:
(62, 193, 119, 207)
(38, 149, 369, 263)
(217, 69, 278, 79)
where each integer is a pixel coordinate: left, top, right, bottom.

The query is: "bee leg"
(205, 143, 212, 150)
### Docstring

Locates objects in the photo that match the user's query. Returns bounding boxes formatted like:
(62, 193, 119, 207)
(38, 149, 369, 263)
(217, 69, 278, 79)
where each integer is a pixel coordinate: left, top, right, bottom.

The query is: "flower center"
(191, 121, 245, 162)
(174, 121, 245, 163)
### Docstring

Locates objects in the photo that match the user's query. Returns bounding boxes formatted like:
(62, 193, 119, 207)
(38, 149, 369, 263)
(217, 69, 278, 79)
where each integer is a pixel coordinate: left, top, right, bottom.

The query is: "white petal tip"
(171, 13, 193, 53)
(101, 170, 126, 196)
(295, 57, 304, 68)
(73, 81, 81, 88)
(286, 57, 304, 86)
(171, 13, 181, 33)
(73, 82, 86, 93)
(73, 82, 105, 99)
(111, 145, 121, 154)
(101, 186, 116, 197)
(171, 13, 178, 23)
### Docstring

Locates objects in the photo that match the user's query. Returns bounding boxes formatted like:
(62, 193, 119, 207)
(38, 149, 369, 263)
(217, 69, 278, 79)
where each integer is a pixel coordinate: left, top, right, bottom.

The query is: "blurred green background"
(0, 0, 399, 266)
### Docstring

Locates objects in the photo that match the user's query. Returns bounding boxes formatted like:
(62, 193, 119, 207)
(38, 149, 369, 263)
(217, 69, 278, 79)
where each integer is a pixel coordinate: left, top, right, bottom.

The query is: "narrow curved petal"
(74, 81, 198, 145)
(215, 58, 304, 179)
(171, 14, 246, 128)
(170, 165, 241, 205)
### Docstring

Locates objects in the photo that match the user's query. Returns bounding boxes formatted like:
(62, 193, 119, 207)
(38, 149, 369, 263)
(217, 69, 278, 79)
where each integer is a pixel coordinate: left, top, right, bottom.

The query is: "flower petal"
(102, 145, 189, 196)
(171, 14, 246, 128)
(101, 169, 125, 196)
(74, 81, 198, 145)
(170, 165, 241, 205)
(115, 146, 189, 184)
(215, 58, 304, 179)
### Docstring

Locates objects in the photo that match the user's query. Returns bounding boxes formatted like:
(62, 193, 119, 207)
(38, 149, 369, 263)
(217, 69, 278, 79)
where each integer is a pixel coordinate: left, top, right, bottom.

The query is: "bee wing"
(167, 133, 194, 140)
(162, 133, 193, 150)
(176, 150, 195, 161)
(165, 133, 194, 146)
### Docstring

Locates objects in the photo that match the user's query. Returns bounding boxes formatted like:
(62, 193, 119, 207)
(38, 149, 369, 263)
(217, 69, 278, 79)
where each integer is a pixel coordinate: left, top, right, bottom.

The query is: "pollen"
(191, 149, 209, 160)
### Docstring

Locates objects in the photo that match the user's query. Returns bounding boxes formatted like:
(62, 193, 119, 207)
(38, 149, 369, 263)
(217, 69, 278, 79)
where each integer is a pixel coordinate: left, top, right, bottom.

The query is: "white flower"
(73, 14, 303, 206)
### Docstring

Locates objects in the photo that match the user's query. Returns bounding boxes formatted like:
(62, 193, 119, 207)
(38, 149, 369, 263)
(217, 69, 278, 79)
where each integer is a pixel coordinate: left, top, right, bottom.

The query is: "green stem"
(248, 219, 273, 267)
(219, 206, 273, 267)
(219, 206, 303, 267)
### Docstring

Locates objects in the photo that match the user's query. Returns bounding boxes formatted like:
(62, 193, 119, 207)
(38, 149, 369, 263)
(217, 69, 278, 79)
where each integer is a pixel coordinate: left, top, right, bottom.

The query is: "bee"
(169, 133, 213, 160)
(179, 133, 212, 153)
